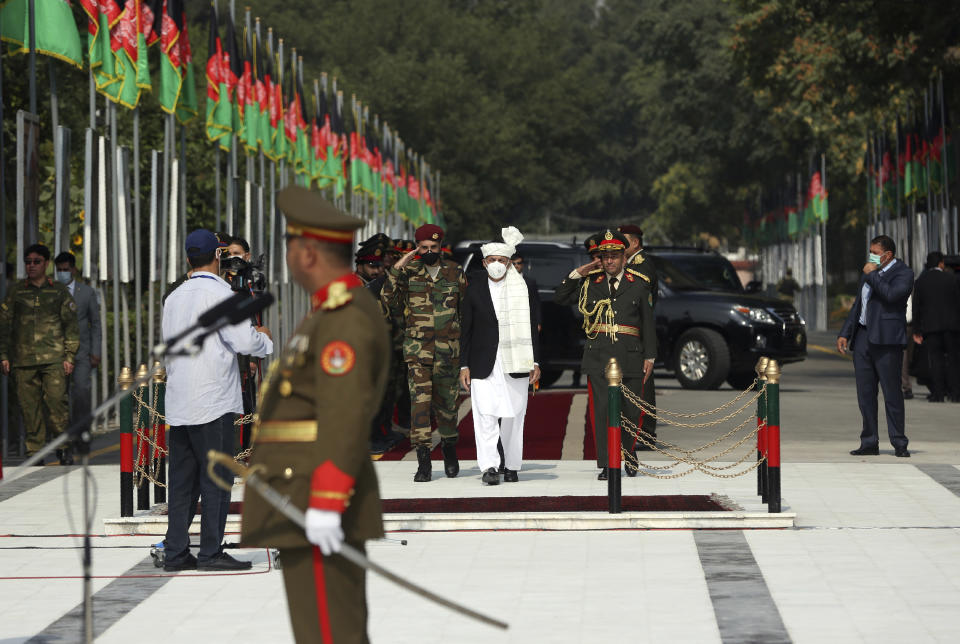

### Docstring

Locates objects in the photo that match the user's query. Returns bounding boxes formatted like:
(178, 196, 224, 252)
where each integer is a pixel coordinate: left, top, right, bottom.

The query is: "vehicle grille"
(768, 305, 803, 326)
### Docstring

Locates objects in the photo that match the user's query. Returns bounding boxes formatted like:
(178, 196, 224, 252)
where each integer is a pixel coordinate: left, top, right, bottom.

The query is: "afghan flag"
(282, 70, 298, 165)
(250, 32, 267, 153)
(204, 2, 230, 145)
(1, 0, 84, 69)
(157, 0, 183, 114)
(111, 0, 143, 107)
(173, 9, 196, 123)
(222, 12, 242, 141)
(261, 45, 278, 159)
(269, 54, 287, 161)
(80, 1, 118, 94)
(294, 71, 310, 173)
(240, 29, 259, 153)
(809, 170, 828, 223)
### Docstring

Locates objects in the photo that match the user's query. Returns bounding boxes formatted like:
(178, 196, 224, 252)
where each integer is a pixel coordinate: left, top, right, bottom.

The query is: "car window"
(522, 250, 585, 288)
(648, 255, 703, 291)
(661, 254, 743, 292)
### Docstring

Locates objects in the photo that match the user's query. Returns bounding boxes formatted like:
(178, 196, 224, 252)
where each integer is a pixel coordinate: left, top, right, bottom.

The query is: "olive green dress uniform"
(381, 256, 467, 447)
(0, 277, 79, 455)
(555, 236, 656, 469)
(627, 247, 659, 441)
(240, 187, 389, 644)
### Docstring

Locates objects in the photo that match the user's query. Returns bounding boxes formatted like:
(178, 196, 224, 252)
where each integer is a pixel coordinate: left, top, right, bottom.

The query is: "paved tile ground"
(2, 332, 959, 643)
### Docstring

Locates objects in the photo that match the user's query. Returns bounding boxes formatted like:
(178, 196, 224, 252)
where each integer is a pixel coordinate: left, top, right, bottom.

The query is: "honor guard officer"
(381, 224, 468, 482)
(241, 186, 390, 643)
(354, 235, 388, 286)
(618, 224, 659, 448)
(556, 230, 656, 479)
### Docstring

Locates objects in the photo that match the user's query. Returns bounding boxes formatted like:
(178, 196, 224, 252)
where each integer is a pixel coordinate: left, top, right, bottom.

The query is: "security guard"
(241, 186, 390, 643)
(619, 224, 659, 448)
(0, 243, 79, 464)
(556, 230, 656, 479)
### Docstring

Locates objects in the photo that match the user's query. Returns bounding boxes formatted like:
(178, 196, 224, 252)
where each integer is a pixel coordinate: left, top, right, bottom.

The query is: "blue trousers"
(853, 338, 909, 450)
(164, 413, 235, 565)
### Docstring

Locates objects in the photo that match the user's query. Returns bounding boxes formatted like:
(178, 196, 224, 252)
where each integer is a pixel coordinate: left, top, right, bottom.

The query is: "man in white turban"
(458, 227, 541, 484)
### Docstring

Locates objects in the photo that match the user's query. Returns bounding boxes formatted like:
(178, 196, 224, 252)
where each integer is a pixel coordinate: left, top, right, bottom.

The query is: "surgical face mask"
(485, 261, 507, 280)
(421, 251, 440, 266)
(868, 252, 883, 265)
(55, 270, 72, 285)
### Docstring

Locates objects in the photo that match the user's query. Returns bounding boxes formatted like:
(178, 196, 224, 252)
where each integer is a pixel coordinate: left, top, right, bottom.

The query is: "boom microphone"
(197, 291, 251, 327)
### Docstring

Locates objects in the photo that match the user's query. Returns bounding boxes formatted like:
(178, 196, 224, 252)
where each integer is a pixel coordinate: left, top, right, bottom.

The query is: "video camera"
(221, 254, 268, 293)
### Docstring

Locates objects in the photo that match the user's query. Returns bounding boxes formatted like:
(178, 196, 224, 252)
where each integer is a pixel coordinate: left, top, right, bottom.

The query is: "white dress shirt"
(161, 271, 273, 426)
(859, 258, 897, 326)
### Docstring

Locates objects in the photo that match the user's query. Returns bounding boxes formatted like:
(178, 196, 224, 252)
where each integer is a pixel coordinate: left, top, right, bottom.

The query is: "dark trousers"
(280, 544, 368, 644)
(164, 413, 235, 565)
(588, 373, 645, 468)
(853, 337, 908, 450)
(924, 330, 960, 399)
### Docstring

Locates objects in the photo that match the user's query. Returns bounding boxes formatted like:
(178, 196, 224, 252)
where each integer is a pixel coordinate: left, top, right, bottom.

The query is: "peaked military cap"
(278, 186, 363, 244)
(596, 229, 627, 251)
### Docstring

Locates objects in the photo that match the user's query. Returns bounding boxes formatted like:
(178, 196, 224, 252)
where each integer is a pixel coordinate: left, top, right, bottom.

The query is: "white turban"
(481, 226, 524, 258)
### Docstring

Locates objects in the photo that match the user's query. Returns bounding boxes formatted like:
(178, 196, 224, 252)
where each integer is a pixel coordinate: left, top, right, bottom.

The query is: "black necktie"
(609, 277, 618, 297)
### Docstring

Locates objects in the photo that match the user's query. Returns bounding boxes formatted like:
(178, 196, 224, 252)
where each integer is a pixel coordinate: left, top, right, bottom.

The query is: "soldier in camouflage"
(0, 244, 79, 464)
(381, 224, 467, 482)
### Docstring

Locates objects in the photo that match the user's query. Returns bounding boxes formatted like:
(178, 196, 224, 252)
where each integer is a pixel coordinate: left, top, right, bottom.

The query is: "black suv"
(453, 242, 806, 389)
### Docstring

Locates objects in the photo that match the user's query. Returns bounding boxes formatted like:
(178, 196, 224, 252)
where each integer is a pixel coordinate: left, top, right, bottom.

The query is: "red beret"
(415, 224, 444, 243)
(618, 224, 643, 236)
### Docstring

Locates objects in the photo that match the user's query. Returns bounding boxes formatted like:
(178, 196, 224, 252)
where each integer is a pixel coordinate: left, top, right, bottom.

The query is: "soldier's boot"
(414, 446, 432, 482)
(58, 445, 74, 466)
(441, 440, 459, 478)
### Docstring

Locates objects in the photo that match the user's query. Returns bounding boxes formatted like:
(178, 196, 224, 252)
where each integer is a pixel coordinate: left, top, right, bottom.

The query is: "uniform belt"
(254, 420, 318, 442)
(594, 323, 640, 337)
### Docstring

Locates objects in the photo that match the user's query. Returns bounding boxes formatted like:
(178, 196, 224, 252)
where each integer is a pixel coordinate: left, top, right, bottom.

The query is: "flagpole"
(133, 105, 143, 365)
(109, 99, 124, 389)
(245, 8, 254, 242)
(28, 0, 37, 114)
(0, 2, 7, 463)
(148, 149, 159, 359)
(939, 72, 952, 252)
(256, 18, 266, 255)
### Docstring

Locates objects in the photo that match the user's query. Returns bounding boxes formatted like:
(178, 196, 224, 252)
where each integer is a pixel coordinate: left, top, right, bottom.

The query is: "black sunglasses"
(25, 259, 45, 265)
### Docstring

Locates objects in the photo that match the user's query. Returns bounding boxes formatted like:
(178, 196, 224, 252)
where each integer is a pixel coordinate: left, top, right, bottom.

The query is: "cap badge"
(604, 231, 613, 240)
(431, 232, 439, 240)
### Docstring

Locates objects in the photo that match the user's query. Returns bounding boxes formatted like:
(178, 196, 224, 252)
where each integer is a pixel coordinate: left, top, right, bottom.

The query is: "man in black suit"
(911, 251, 960, 402)
(837, 235, 914, 457)
(459, 228, 541, 485)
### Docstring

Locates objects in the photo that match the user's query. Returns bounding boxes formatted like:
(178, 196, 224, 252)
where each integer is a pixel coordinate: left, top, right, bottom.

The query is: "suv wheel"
(673, 328, 730, 390)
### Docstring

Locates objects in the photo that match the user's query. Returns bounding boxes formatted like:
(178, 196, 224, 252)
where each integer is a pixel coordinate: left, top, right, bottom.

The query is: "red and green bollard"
(755, 357, 768, 501)
(606, 358, 622, 514)
(153, 362, 167, 504)
(135, 364, 151, 511)
(118, 367, 134, 517)
(764, 359, 781, 513)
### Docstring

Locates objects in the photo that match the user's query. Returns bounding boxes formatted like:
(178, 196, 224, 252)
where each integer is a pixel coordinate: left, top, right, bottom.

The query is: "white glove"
(305, 509, 344, 556)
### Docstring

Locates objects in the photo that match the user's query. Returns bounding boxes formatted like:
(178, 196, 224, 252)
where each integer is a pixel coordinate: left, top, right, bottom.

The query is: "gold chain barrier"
(613, 361, 773, 480)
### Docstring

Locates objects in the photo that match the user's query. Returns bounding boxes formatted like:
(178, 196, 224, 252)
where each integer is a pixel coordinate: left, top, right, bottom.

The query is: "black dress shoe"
(482, 467, 500, 485)
(413, 446, 432, 482)
(441, 441, 459, 478)
(850, 446, 879, 456)
(903, 391, 914, 400)
(895, 448, 911, 457)
(163, 553, 198, 572)
(58, 446, 74, 465)
(928, 395, 945, 403)
(597, 467, 608, 481)
(503, 468, 518, 483)
(197, 552, 252, 571)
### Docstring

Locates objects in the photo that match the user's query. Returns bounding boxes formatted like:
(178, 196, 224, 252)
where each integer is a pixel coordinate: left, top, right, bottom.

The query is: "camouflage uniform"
(0, 278, 79, 455)
(381, 258, 467, 447)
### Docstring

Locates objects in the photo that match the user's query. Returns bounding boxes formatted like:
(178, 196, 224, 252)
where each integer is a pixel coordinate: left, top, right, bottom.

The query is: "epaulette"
(626, 267, 651, 283)
(630, 253, 645, 266)
(587, 268, 604, 275)
(321, 281, 353, 311)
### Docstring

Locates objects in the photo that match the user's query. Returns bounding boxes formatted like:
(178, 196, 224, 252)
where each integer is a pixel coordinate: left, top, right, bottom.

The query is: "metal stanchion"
(118, 367, 134, 517)
(755, 357, 768, 500)
(135, 364, 150, 511)
(765, 359, 782, 513)
(606, 358, 622, 514)
(152, 362, 167, 504)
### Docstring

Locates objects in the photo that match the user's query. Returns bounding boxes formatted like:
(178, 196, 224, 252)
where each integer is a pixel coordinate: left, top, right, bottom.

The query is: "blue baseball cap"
(184, 229, 219, 257)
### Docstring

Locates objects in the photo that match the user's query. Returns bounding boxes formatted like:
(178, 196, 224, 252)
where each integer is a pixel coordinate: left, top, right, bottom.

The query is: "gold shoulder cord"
(577, 278, 617, 342)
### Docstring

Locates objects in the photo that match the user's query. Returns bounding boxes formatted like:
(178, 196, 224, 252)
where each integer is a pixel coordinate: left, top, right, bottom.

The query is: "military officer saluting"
(241, 186, 390, 643)
(618, 224, 659, 449)
(556, 230, 656, 479)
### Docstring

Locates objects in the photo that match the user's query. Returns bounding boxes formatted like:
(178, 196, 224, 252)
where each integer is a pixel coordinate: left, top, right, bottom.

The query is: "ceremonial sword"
(206, 451, 508, 631)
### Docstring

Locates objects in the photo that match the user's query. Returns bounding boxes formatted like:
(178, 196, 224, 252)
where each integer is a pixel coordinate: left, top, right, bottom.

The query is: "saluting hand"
(576, 258, 601, 277)
(395, 249, 418, 269)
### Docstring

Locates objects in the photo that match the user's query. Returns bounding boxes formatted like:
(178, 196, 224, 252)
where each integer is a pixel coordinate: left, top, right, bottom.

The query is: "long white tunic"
(470, 278, 529, 418)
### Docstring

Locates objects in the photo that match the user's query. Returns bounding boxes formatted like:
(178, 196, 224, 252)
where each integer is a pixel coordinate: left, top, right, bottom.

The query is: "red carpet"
(382, 495, 734, 513)
(379, 391, 578, 461)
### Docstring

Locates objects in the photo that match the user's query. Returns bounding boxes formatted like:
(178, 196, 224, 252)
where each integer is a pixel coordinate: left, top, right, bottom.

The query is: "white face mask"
(55, 270, 73, 285)
(485, 261, 507, 280)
